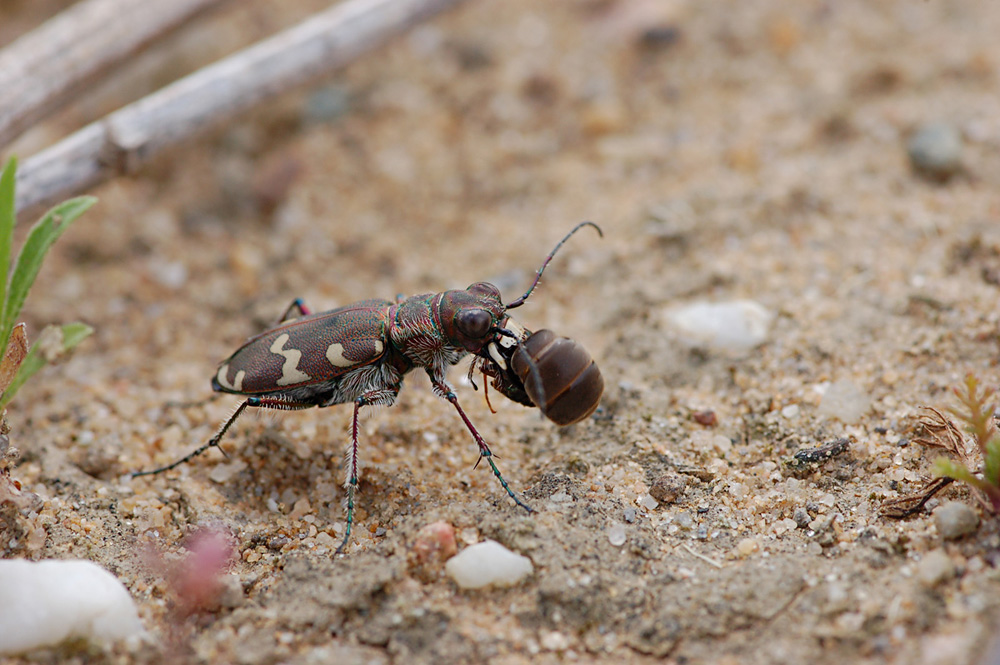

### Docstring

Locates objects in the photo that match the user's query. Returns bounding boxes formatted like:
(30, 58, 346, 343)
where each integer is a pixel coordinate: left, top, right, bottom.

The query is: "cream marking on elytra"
(327, 340, 383, 368)
(216, 364, 245, 392)
(270, 333, 311, 386)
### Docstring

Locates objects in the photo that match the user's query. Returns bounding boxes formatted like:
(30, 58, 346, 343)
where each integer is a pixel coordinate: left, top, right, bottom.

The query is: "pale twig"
(14, 0, 468, 215)
(681, 543, 724, 569)
(0, 0, 230, 148)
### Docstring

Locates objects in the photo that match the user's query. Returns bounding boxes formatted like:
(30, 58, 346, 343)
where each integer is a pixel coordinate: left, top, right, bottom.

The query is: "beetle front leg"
(426, 371, 532, 514)
(336, 386, 399, 555)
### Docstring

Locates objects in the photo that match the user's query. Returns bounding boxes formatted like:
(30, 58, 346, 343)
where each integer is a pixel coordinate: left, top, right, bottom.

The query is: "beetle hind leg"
(336, 387, 399, 555)
(132, 396, 314, 477)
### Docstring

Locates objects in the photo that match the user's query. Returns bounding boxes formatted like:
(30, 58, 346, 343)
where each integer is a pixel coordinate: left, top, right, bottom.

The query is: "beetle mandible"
(134, 222, 603, 554)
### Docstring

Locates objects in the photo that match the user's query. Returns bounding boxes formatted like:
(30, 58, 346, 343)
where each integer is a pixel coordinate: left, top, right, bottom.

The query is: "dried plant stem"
(13, 0, 468, 216)
(0, 0, 230, 148)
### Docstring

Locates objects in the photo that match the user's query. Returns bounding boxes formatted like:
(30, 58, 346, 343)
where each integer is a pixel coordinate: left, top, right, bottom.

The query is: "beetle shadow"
(206, 422, 418, 529)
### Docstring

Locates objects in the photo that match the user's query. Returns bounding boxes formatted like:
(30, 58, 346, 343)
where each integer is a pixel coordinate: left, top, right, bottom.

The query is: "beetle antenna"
(506, 221, 602, 309)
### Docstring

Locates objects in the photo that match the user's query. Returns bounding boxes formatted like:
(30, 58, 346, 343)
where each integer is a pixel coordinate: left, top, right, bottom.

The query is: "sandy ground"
(3, 0, 1000, 663)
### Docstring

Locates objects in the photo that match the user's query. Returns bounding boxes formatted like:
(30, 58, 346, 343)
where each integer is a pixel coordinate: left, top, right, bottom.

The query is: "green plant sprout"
(0, 156, 94, 412)
(932, 374, 1000, 512)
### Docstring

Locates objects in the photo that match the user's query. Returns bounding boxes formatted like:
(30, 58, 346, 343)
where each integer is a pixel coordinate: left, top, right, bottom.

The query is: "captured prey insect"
(133, 222, 603, 554)
(471, 324, 604, 427)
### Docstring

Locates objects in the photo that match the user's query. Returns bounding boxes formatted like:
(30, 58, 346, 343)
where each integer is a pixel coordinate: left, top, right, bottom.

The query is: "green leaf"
(60, 322, 93, 349)
(0, 322, 93, 410)
(0, 196, 96, 351)
(985, 436, 1000, 488)
(0, 157, 17, 353)
(932, 457, 990, 492)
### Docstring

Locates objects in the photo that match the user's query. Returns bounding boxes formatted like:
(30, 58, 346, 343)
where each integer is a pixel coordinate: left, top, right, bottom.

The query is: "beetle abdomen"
(511, 329, 604, 426)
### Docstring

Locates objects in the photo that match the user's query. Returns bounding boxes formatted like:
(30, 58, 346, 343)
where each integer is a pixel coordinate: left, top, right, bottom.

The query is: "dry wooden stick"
(14, 0, 468, 215)
(0, 0, 230, 149)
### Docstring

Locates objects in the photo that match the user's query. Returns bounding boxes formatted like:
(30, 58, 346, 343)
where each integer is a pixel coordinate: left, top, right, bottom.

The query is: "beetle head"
(439, 282, 506, 352)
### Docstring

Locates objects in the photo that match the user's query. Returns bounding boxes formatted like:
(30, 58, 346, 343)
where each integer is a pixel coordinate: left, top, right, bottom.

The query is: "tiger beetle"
(134, 222, 603, 554)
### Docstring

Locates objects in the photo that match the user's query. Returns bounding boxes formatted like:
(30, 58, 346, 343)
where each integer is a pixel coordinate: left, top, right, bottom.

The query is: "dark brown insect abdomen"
(511, 329, 604, 426)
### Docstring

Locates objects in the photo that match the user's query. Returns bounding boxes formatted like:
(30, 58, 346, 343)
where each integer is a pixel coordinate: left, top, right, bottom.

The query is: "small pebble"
(147, 259, 187, 290)
(774, 518, 798, 535)
(623, 508, 637, 523)
(917, 549, 955, 587)
(933, 502, 979, 540)
(663, 300, 773, 354)
(781, 404, 800, 419)
(793, 507, 811, 529)
(540, 630, 571, 652)
(638, 494, 659, 511)
(412, 521, 457, 562)
(445, 540, 533, 589)
(908, 122, 963, 180)
(649, 474, 686, 504)
(736, 538, 759, 556)
(692, 410, 718, 427)
(817, 380, 870, 423)
(608, 523, 627, 547)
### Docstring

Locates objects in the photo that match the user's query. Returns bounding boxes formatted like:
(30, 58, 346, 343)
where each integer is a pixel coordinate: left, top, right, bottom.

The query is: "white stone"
(540, 630, 571, 651)
(781, 404, 800, 418)
(608, 523, 627, 546)
(817, 380, 870, 423)
(638, 494, 659, 510)
(445, 540, 533, 589)
(664, 300, 773, 353)
(916, 549, 955, 587)
(0, 559, 144, 655)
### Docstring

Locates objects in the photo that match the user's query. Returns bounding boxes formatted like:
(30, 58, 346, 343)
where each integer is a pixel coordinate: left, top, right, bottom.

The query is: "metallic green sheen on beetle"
(134, 223, 604, 554)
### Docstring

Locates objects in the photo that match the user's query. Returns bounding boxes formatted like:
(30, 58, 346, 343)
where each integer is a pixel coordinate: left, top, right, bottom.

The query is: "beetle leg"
(276, 297, 312, 323)
(132, 396, 314, 477)
(337, 386, 399, 555)
(425, 371, 532, 514)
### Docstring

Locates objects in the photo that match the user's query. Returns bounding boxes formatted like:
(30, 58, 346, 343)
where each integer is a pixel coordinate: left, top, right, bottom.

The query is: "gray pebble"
(793, 507, 811, 529)
(933, 501, 979, 540)
(907, 122, 963, 180)
(624, 508, 637, 523)
(916, 549, 955, 588)
(303, 86, 351, 123)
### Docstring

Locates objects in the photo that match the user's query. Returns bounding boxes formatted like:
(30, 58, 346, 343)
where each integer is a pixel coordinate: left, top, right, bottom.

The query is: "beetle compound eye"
(457, 309, 492, 339)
